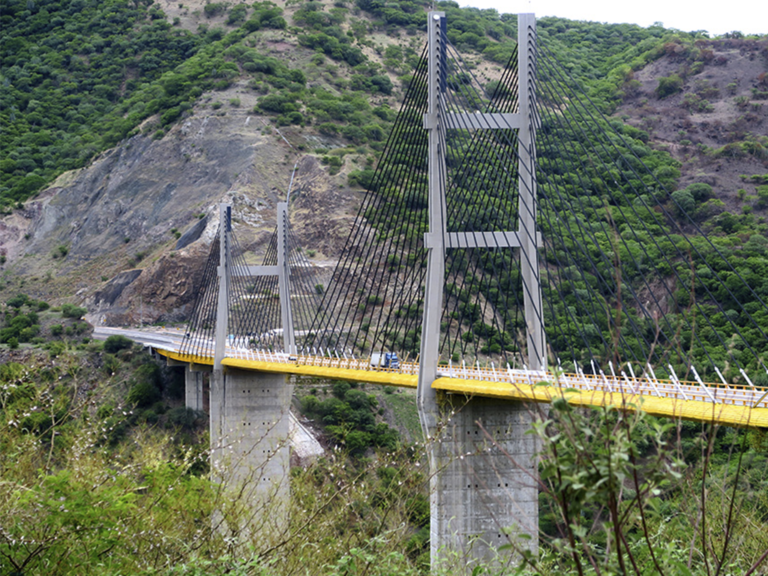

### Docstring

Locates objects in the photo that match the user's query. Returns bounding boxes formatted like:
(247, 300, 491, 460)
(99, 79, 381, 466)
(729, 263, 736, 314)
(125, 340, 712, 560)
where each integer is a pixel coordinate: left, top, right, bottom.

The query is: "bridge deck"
(105, 323, 767, 429)
(93, 328, 768, 428)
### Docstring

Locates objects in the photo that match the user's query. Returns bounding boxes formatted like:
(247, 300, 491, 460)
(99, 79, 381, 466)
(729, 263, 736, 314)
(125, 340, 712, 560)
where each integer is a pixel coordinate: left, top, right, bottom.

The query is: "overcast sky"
(460, 0, 767, 37)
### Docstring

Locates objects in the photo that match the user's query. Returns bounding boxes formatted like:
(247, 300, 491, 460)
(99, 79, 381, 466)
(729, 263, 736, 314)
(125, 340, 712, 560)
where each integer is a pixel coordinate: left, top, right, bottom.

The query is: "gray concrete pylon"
(208, 202, 293, 541)
(417, 13, 447, 562)
(417, 12, 542, 572)
(185, 364, 205, 411)
(214, 203, 231, 370)
(417, 10, 446, 441)
(277, 202, 295, 354)
(517, 13, 547, 371)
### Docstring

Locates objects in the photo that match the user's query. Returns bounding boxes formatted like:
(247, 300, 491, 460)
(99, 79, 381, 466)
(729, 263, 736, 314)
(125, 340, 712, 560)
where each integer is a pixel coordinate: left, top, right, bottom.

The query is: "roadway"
(94, 326, 768, 428)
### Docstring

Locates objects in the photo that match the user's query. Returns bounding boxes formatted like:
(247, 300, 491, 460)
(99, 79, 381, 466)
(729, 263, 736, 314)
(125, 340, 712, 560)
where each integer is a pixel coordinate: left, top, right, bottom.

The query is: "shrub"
(302, 394, 320, 413)
(127, 381, 161, 408)
(656, 74, 683, 99)
(7, 294, 29, 308)
(52, 244, 69, 258)
(346, 430, 371, 455)
(103, 335, 133, 353)
(48, 341, 66, 357)
(671, 189, 695, 217)
(135, 363, 163, 389)
(166, 406, 201, 430)
(203, 2, 226, 17)
(332, 381, 350, 399)
(686, 182, 712, 201)
(348, 169, 376, 190)
(8, 337, 19, 349)
(61, 303, 87, 318)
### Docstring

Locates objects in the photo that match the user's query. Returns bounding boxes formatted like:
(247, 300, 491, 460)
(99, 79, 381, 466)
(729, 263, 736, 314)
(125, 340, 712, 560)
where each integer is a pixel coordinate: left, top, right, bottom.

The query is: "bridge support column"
(185, 365, 205, 412)
(430, 396, 539, 571)
(210, 367, 293, 537)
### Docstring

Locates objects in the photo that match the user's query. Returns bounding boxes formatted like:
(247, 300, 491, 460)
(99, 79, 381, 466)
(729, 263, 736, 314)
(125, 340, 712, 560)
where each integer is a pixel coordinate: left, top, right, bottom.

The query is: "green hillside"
(0, 0, 688, 212)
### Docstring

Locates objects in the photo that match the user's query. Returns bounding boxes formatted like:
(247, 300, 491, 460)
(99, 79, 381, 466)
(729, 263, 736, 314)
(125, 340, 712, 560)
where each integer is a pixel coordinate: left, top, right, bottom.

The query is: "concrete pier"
(431, 396, 540, 570)
(210, 367, 293, 536)
(184, 364, 207, 412)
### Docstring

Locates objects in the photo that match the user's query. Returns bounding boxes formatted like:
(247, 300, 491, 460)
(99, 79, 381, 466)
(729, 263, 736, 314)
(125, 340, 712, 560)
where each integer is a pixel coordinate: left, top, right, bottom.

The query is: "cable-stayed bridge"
(107, 12, 768, 571)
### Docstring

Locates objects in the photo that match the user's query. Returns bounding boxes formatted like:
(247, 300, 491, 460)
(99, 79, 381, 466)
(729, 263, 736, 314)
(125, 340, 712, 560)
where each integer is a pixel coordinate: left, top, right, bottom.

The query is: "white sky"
(460, 0, 767, 36)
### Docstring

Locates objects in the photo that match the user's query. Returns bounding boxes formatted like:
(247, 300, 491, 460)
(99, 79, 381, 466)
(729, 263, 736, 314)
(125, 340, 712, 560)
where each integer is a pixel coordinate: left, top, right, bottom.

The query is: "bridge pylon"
(418, 12, 542, 570)
(209, 202, 293, 541)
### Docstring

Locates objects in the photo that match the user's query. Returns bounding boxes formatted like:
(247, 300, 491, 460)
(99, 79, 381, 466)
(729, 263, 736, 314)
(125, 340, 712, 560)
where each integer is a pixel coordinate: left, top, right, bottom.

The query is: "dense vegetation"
(0, 0, 201, 209)
(300, 380, 401, 455)
(0, 294, 435, 574)
(3, 292, 768, 574)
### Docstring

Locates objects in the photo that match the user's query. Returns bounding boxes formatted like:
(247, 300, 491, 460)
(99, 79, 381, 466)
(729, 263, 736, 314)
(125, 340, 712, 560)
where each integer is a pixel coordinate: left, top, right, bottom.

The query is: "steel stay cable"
(316, 51, 430, 354)
(535, 49, 747, 375)
(182, 231, 220, 358)
(305, 49, 429, 352)
(286, 228, 317, 333)
(439, 46, 529, 363)
(287, 227, 323, 340)
(440, 55, 524, 365)
(442, 33, 596, 369)
(533, 47, 724, 369)
(251, 232, 281, 350)
(537, 41, 768, 350)
(438, 52, 549, 365)
(246, 231, 278, 347)
(528, 78, 677, 362)
(352, 56, 431, 355)
(194, 233, 221, 357)
(531, 68, 696, 370)
(438, 39, 550, 365)
(361, 59, 432, 352)
(536, 41, 768, 374)
(530, 79, 679, 368)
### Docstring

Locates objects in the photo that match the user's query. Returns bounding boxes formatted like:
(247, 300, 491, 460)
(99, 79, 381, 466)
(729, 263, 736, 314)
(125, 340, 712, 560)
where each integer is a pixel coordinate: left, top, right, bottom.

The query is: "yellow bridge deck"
(157, 347, 768, 429)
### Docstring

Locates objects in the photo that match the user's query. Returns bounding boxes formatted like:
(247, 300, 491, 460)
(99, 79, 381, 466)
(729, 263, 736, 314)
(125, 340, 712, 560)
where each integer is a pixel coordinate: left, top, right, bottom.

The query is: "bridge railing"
(157, 337, 768, 409)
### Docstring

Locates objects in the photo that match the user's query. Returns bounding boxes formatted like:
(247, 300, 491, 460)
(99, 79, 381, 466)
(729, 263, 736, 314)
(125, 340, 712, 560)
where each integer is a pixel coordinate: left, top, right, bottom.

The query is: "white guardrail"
(103, 327, 768, 410)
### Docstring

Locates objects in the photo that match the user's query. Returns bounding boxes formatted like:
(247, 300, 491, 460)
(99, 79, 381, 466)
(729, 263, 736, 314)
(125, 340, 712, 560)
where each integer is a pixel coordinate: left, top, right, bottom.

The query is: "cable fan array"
(181, 211, 323, 358)
(303, 24, 768, 385)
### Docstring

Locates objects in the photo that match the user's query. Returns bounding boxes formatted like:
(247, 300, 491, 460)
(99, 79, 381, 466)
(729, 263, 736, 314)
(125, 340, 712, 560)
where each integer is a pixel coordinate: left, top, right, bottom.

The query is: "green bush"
(103, 335, 133, 353)
(47, 341, 66, 357)
(656, 74, 683, 98)
(332, 381, 351, 399)
(6, 294, 29, 308)
(134, 363, 163, 389)
(203, 2, 226, 17)
(686, 182, 712, 202)
(166, 406, 201, 430)
(61, 303, 87, 318)
(127, 381, 161, 408)
(670, 189, 695, 217)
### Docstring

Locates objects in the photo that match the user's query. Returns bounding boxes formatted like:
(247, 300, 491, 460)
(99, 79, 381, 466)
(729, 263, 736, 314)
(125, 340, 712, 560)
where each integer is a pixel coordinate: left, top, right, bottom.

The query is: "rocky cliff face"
(618, 38, 768, 212)
(0, 104, 360, 324)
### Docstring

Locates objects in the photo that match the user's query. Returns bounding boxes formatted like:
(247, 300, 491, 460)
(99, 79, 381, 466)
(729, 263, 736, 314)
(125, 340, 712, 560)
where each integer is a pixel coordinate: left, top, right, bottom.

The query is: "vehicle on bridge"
(371, 352, 399, 370)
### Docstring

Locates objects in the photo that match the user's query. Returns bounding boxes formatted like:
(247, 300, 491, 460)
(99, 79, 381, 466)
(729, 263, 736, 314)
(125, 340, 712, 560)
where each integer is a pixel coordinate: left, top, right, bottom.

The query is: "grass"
(378, 387, 421, 442)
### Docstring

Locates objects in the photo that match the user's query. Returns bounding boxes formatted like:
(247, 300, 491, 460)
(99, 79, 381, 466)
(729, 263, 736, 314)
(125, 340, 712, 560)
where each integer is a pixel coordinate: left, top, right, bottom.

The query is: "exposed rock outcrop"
(1, 108, 361, 322)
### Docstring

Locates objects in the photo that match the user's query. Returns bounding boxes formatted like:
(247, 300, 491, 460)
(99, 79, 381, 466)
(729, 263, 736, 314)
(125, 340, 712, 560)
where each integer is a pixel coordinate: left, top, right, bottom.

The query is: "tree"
(671, 188, 695, 218)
